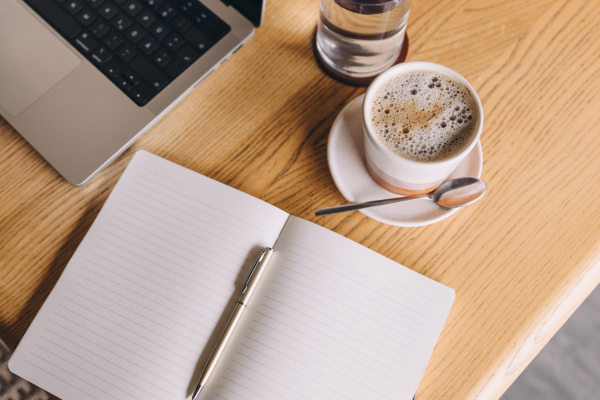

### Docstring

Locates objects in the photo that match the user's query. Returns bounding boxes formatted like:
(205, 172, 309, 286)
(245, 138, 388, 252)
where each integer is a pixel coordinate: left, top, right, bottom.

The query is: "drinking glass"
(316, 0, 411, 80)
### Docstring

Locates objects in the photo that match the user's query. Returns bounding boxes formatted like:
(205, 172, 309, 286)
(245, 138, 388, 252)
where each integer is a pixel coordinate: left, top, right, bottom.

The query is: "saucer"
(327, 94, 483, 227)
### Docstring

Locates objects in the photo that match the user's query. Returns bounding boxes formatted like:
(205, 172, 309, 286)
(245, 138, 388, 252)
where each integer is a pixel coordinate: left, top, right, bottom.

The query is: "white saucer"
(327, 94, 483, 227)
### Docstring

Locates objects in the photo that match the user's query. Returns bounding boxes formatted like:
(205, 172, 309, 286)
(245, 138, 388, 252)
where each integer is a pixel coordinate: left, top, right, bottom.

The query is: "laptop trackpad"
(0, 0, 81, 117)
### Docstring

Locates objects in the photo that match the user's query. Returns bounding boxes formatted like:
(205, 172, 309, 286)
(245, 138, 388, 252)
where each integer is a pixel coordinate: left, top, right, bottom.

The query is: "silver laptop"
(0, 0, 264, 186)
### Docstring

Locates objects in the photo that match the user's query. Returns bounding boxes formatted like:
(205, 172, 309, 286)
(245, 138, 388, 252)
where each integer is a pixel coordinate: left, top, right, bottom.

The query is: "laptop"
(0, 0, 264, 186)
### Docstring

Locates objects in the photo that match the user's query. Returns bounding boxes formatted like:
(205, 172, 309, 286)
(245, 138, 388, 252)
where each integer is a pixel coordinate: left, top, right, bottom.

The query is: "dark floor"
(500, 285, 600, 400)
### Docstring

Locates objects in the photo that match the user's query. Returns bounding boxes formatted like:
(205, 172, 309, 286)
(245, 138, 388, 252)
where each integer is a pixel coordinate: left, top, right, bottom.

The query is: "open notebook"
(10, 151, 455, 400)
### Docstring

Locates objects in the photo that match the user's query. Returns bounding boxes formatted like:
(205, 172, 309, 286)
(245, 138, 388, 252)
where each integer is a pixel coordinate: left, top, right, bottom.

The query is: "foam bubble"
(370, 70, 478, 162)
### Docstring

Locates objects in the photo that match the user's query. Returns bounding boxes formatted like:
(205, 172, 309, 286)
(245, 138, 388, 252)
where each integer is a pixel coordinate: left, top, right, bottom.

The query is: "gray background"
(501, 285, 600, 400)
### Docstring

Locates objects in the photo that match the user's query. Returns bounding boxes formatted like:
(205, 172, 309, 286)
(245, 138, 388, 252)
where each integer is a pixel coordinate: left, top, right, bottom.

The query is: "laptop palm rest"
(0, 0, 81, 117)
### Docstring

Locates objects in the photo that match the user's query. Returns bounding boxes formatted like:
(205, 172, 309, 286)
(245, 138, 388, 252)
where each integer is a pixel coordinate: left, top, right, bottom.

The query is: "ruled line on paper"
(217, 384, 249, 400)
(118, 202, 251, 253)
(248, 320, 402, 389)
(251, 314, 403, 383)
(126, 192, 258, 245)
(104, 223, 240, 283)
(48, 318, 188, 380)
(266, 285, 414, 351)
(99, 232, 237, 294)
(45, 328, 184, 387)
(74, 275, 213, 336)
(289, 243, 434, 308)
(113, 210, 253, 263)
(33, 343, 166, 400)
(240, 334, 392, 400)
(67, 288, 208, 346)
(135, 173, 263, 232)
(271, 274, 417, 342)
(225, 368, 295, 400)
(55, 306, 197, 368)
(29, 354, 119, 399)
(108, 219, 245, 272)
(96, 239, 231, 302)
(261, 295, 410, 362)
(64, 289, 202, 344)
(25, 360, 99, 400)
(61, 297, 202, 356)
(236, 343, 352, 399)
(280, 259, 426, 326)
(141, 168, 180, 185)
(39, 335, 178, 394)
(80, 263, 219, 327)
(32, 348, 148, 400)
(133, 177, 264, 234)
(87, 252, 226, 321)
(231, 353, 325, 400)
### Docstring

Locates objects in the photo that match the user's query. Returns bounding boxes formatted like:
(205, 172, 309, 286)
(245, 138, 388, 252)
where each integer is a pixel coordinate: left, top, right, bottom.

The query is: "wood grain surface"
(2, 0, 600, 399)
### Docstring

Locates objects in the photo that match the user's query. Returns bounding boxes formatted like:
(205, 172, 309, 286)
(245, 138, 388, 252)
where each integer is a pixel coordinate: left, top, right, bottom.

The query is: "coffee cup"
(363, 61, 483, 195)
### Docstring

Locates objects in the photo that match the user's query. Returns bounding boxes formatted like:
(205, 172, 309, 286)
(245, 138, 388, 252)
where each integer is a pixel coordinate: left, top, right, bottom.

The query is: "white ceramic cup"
(363, 61, 483, 195)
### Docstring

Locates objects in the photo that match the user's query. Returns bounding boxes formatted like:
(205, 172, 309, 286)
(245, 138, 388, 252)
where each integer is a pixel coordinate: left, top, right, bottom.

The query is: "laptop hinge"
(219, 0, 231, 7)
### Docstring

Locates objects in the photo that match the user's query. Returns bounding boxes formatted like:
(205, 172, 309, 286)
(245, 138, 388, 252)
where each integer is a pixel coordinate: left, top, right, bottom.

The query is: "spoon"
(315, 177, 487, 216)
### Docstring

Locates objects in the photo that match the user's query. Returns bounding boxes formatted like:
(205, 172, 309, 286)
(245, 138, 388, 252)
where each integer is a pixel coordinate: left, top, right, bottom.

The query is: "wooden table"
(2, 0, 600, 398)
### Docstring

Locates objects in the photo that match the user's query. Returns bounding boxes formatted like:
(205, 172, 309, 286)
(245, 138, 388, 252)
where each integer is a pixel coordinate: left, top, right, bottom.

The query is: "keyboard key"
(124, 24, 146, 43)
(115, 75, 133, 90)
(123, 69, 141, 85)
(143, 0, 163, 10)
(74, 31, 99, 53)
(111, 12, 132, 31)
(149, 20, 170, 40)
(86, 0, 105, 8)
(116, 42, 138, 61)
(90, 19, 110, 37)
(98, 1, 118, 19)
(129, 82, 153, 105)
(76, 8, 97, 26)
(204, 19, 231, 41)
(171, 14, 191, 32)
(123, 0, 143, 16)
(103, 58, 127, 78)
(129, 55, 168, 90)
(164, 44, 198, 77)
(63, 0, 84, 14)
(157, 5, 177, 22)
(137, 36, 159, 55)
(27, 0, 82, 39)
(162, 32, 183, 51)
(191, 8, 212, 26)
(183, 26, 213, 52)
(135, 9, 156, 28)
(151, 47, 172, 67)
(103, 31, 124, 49)
(91, 46, 112, 64)
(179, 0, 199, 14)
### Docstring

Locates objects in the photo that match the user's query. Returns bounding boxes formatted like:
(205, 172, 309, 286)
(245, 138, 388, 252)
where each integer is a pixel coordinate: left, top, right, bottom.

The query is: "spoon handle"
(315, 194, 429, 216)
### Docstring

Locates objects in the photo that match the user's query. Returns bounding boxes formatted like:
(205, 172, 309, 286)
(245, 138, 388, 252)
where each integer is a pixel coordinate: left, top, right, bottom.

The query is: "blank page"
(200, 217, 455, 400)
(9, 151, 290, 400)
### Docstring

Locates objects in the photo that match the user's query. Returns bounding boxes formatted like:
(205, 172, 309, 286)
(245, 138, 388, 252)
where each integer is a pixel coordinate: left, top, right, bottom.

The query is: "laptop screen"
(229, 0, 265, 27)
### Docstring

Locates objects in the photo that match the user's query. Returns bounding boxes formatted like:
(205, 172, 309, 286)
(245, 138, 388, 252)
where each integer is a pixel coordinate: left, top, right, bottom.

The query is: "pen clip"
(241, 249, 267, 294)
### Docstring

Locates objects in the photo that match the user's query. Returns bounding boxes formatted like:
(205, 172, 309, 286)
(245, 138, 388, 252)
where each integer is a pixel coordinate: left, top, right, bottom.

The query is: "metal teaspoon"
(315, 177, 487, 216)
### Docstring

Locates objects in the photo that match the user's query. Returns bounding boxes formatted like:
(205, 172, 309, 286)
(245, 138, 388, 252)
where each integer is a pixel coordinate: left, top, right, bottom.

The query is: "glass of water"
(316, 0, 411, 80)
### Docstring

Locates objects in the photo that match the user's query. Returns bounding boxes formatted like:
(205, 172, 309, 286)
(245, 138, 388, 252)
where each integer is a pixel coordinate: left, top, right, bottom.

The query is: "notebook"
(9, 150, 455, 400)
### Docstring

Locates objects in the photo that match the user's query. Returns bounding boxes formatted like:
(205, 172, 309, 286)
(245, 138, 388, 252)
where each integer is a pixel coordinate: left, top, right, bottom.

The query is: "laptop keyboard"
(25, 0, 231, 106)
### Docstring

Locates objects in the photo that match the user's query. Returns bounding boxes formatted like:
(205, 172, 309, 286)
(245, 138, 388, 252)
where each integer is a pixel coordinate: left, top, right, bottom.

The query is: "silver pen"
(191, 247, 274, 400)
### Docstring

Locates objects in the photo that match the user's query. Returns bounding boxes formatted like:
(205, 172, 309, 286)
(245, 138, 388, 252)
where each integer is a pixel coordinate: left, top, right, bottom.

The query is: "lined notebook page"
(9, 151, 290, 400)
(200, 217, 455, 400)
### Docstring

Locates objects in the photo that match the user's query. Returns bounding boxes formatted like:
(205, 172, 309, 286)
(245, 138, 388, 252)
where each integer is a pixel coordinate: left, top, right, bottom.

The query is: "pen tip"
(192, 384, 202, 400)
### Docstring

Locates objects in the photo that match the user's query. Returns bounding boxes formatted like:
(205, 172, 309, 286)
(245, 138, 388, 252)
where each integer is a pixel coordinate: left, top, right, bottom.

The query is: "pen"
(191, 247, 274, 400)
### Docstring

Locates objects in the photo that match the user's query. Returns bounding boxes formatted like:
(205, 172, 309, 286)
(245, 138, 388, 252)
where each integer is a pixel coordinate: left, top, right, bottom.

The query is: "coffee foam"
(370, 70, 478, 162)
